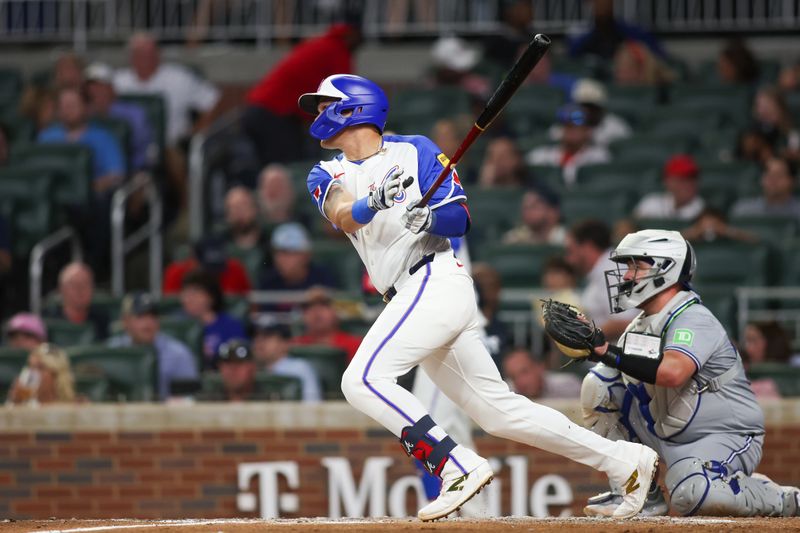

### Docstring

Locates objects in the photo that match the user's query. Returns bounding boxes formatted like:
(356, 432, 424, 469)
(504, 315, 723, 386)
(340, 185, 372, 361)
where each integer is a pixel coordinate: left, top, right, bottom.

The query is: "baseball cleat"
(584, 481, 669, 517)
(754, 473, 800, 516)
(610, 445, 660, 519)
(418, 461, 494, 521)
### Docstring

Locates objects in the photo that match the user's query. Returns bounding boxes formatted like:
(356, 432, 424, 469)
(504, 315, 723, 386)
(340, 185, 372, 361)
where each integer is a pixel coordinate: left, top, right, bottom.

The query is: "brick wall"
(1, 401, 799, 519)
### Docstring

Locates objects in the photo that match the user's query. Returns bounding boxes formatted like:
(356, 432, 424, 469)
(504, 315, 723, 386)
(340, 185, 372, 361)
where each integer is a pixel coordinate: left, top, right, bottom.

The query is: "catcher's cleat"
(418, 461, 494, 521)
(584, 480, 668, 517)
(608, 444, 660, 519)
(752, 473, 800, 516)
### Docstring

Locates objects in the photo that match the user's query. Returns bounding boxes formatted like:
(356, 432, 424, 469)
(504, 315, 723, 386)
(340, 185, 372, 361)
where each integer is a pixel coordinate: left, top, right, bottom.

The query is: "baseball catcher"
(543, 229, 800, 517)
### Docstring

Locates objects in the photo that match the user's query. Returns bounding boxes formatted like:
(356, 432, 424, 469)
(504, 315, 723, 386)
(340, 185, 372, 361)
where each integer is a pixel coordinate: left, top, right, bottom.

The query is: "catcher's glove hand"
(540, 299, 606, 359)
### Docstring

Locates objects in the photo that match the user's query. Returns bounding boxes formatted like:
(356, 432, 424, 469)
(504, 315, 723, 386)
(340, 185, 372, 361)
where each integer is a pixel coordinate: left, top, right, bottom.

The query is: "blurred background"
(2, 0, 800, 407)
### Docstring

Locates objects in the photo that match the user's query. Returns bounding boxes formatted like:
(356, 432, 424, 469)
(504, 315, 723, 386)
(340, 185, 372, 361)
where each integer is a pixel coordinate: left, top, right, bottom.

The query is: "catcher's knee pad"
(667, 457, 742, 516)
(580, 364, 626, 438)
(400, 415, 456, 477)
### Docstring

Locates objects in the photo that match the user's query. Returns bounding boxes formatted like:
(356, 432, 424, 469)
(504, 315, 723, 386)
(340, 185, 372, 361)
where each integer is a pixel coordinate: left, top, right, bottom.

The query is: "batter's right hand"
(368, 168, 404, 211)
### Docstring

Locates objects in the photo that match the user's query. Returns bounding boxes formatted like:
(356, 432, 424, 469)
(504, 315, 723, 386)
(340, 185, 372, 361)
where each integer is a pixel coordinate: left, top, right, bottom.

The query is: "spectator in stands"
(19, 86, 56, 132)
(471, 262, 510, 368)
(250, 315, 322, 402)
(109, 292, 198, 400)
(114, 32, 220, 147)
(501, 347, 581, 399)
(179, 269, 246, 370)
(779, 61, 800, 92)
(429, 37, 490, 98)
(717, 38, 760, 84)
(257, 164, 308, 227)
(84, 62, 154, 173)
(613, 42, 675, 87)
(681, 207, 759, 244)
(45, 262, 109, 340)
(565, 220, 637, 340)
(198, 339, 270, 402)
(502, 186, 566, 245)
(736, 127, 776, 165)
(541, 256, 580, 298)
(482, 0, 533, 70)
(742, 321, 793, 399)
(527, 104, 610, 186)
(633, 154, 705, 220)
(220, 186, 269, 281)
(568, 0, 666, 60)
(7, 343, 76, 405)
(163, 236, 251, 295)
(549, 79, 631, 147)
(38, 87, 125, 195)
(243, 23, 362, 165)
(53, 53, 85, 90)
(478, 136, 527, 187)
(292, 286, 362, 363)
(751, 86, 800, 159)
(259, 223, 337, 292)
(731, 157, 800, 220)
(4, 313, 47, 351)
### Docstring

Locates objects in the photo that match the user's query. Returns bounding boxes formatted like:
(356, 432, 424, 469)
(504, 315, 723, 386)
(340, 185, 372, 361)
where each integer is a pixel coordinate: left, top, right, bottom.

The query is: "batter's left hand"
(402, 201, 433, 234)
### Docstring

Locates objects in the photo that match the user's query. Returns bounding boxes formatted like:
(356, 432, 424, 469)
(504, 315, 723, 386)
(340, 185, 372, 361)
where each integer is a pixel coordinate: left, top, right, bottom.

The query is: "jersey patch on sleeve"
(672, 328, 694, 346)
(437, 153, 450, 167)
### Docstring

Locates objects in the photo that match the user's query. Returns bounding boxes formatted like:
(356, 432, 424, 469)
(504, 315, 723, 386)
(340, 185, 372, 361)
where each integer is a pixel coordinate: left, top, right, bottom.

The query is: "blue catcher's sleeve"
(411, 136, 467, 210)
(307, 164, 336, 220)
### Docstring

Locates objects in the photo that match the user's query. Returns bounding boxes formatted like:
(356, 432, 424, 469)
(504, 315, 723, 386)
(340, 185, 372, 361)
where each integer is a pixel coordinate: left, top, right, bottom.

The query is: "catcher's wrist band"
(598, 344, 662, 384)
(353, 196, 378, 223)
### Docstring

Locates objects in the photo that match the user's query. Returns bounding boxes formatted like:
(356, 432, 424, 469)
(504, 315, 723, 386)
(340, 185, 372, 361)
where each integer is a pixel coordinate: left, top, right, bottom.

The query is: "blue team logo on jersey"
(381, 165, 407, 204)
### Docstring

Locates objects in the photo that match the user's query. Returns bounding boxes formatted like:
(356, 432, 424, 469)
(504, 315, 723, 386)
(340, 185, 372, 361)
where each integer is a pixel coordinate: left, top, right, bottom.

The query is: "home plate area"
(4, 517, 800, 533)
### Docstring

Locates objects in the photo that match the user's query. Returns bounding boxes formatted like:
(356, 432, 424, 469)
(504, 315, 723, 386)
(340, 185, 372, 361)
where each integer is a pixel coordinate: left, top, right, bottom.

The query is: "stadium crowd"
(2, 0, 800, 405)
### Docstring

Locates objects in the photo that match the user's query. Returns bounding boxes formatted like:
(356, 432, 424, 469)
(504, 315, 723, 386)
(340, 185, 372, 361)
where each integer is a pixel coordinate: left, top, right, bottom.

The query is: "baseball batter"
(572, 229, 800, 517)
(299, 74, 658, 521)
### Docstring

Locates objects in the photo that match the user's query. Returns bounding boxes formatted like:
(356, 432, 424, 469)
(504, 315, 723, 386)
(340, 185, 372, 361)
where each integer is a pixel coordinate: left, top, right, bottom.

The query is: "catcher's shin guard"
(400, 415, 456, 477)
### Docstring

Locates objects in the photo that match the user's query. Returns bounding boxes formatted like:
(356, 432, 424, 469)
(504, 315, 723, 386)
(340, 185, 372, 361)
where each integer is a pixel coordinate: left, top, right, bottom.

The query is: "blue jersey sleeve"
(307, 164, 337, 220)
(410, 135, 467, 210)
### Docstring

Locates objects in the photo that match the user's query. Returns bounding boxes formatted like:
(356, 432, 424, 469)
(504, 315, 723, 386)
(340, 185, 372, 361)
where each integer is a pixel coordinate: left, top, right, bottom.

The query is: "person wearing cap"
(163, 236, 252, 295)
(251, 315, 322, 402)
(429, 37, 490, 98)
(633, 154, 706, 221)
(548, 79, 631, 147)
(197, 339, 273, 402)
(527, 103, 610, 186)
(179, 269, 246, 370)
(85, 62, 154, 173)
(5, 313, 47, 351)
(45, 262, 109, 341)
(7, 344, 76, 405)
(108, 292, 198, 400)
(258, 222, 337, 294)
(292, 286, 362, 363)
(502, 185, 566, 245)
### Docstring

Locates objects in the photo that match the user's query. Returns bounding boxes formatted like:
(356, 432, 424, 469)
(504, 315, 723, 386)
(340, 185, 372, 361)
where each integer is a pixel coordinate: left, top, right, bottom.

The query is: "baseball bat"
(417, 33, 552, 208)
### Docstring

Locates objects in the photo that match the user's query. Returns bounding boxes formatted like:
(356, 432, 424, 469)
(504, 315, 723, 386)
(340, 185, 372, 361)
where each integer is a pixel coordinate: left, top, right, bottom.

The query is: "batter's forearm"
(324, 186, 369, 233)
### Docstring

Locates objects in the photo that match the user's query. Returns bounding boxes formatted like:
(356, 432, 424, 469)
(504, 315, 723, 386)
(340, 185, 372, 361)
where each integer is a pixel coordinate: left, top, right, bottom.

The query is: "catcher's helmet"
(298, 74, 388, 140)
(605, 229, 696, 313)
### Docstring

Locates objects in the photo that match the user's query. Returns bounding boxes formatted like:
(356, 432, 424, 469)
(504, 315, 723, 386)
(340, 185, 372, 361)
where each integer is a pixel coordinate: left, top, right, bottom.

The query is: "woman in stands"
(7, 344, 76, 405)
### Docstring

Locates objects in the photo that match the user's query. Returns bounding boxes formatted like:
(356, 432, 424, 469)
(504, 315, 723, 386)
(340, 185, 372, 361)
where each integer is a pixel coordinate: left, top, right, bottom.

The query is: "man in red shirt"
(292, 286, 362, 362)
(242, 22, 362, 165)
(163, 237, 251, 295)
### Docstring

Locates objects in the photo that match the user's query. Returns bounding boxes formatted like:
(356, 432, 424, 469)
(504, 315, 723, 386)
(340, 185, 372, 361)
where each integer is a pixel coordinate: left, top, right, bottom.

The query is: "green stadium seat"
(225, 294, 250, 321)
(44, 319, 96, 347)
(576, 163, 660, 195)
(505, 86, 563, 136)
(311, 240, 362, 291)
(694, 286, 738, 337)
(91, 117, 132, 173)
(605, 85, 658, 127)
(389, 87, 469, 124)
(787, 91, 800, 126)
(9, 144, 92, 208)
(561, 190, 635, 226)
(781, 241, 800, 285)
(66, 345, 158, 402)
(700, 161, 761, 198)
(227, 245, 265, 286)
(288, 344, 347, 400)
(692, 241, 771, 289)
(610, 136, 689, 166)
(467, 187, 524, 234)
(74, 372, 111, 402)
(158, 316, 203, 367)
(157, 296, 184, 316)
(669, 84, 751, 127)
(0, 67, 22, 110)
(0, 165, 54, 256)
(200, 372, 303, 401)
(635, 218, 689, 232)
(477, 243, 564, 288)
(527, 165, 565, 194)
(0, 347, 29, 400)
(747, 363, 800, 397)
(729, 215, 798, 247)
(117, 94, 166, 163)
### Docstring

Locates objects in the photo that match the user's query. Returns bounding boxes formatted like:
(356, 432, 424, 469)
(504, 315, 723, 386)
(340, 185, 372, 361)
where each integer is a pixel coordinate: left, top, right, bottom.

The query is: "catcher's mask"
(605, 230, 695, 313)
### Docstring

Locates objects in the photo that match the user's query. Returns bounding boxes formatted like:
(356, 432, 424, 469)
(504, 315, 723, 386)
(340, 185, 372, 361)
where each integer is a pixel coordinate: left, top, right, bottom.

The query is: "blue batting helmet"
(298, 74, 389, 140)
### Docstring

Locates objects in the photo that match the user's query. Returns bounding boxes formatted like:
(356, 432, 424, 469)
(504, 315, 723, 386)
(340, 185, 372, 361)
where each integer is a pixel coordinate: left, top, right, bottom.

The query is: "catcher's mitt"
(540, 299, 606, 359)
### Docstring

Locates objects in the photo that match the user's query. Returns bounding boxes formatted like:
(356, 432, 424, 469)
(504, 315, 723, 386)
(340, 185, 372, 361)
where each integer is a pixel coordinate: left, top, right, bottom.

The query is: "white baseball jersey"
(307, 134, 467, 293)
